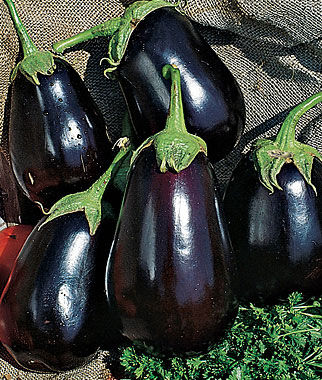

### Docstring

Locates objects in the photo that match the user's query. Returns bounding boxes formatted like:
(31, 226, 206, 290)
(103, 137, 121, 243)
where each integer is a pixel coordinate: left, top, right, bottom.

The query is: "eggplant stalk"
(38, 138, 131, 235)
(131, 64, 207, 173)
(4, 0, 58, 85)
(253, 92, 322, 193)
(52, 0, 180, 75)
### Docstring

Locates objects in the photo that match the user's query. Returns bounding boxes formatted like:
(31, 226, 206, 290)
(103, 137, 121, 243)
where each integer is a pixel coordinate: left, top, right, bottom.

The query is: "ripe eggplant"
(106, 65, 237, 354)
(5, 0, 113, 209)
(53, 0, 246, 162)
(223, 93, 322, 304)
(0, 211, 122, 372)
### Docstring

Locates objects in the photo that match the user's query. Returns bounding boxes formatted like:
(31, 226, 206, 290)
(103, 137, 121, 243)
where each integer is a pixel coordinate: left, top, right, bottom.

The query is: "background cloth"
(0, 0, 321, 378)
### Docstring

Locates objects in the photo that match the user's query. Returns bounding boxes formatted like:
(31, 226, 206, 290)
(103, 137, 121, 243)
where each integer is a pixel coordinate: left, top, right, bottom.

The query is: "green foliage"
(116, 293, 321, 379)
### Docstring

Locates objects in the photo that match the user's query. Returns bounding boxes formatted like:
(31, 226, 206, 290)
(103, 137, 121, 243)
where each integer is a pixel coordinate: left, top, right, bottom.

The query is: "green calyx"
(253, 92, 322, 194)
(38, 137, 132, 235)
(131, 64, 207, 173)
(5, 0, 58, 85)
(11, 51, 57, 86)
(100, 0, 180, 76)
(52, 0, 180, 76)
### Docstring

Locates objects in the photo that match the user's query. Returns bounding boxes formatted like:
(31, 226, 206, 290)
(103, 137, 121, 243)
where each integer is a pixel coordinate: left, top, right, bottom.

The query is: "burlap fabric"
(0, 0, 321, 378)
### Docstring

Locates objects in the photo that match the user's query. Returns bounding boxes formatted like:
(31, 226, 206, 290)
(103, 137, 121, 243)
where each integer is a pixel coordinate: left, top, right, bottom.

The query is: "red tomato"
(0, 225, 33, 295)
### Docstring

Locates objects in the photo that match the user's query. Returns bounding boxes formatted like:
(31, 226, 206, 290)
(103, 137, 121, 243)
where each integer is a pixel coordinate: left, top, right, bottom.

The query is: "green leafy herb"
(108, 293, 321, 379)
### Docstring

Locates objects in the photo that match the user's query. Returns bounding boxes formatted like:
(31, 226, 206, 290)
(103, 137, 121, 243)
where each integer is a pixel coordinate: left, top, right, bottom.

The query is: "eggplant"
(105, 65, 237, 355)
(0, 211, 122, 372)
(223, 93, 322, 304)
(5, 0, 113, 209)
(0, 140, 132, 372)
(53, 0, 246, 162)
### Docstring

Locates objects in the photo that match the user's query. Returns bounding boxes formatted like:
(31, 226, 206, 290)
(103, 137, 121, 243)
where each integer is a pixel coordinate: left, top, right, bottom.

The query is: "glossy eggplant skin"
(223, 154, 322, 305)
(117, 7, 245, 162)
(106, 147, 238, 354)
(0, 212, 122, 372)
(9, 58, 112, 209)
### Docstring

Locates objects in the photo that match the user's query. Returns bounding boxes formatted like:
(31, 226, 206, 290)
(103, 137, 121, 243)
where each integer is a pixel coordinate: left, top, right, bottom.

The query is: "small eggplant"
(53, 0, 246, 162)
(106, 65, 237, 355)
(223, 93, 322, 304)
(0, 211, 122, 372)
(5, 0, 112, 209)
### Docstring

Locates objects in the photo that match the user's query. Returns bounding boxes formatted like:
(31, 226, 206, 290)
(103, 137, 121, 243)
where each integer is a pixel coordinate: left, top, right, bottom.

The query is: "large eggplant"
(53, 0, 246, 162)
(5, 0, 112, 209)
(223, 93, 322, 304)
(106, 65, 237, 355)
(106, 147, 237, 354)
(0, 211, 122, 372)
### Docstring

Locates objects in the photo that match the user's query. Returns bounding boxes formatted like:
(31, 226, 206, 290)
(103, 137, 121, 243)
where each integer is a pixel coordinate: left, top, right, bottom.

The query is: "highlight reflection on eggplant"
(5, 0, 112, 208)
(106, 65, 237, 355)
(53, 1, 246, 162)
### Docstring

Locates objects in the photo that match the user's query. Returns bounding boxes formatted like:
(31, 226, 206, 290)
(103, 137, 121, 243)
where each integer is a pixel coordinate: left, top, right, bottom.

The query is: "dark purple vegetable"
(106, 147, 237, 354)
(53, 1, 246, 162)
(0, 211, 122, 372)
(223, 93, 322, 304)
(105, 64, 237, 355)
(5, 0, 112, 209)
(224, 155, 322, 304)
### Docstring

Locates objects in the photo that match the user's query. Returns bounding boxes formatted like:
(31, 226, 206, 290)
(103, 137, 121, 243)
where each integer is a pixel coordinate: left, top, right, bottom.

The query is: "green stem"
(53, 18, 122, 54)
(253, 92, 322, 193)
(275, 92, 322, 150)
(5, 0, 57, 85)
(299, 312, 322, 319)
(276, 328, 320, 339)
(38, 138, 132, 235)
(4, 0, 37, 57)
(131, 64, 207, 173)
(303, 349, 322, 363)
(89, 138, 131, 199)
(52, 0, 179, 74)
(162, 64, 187, 134)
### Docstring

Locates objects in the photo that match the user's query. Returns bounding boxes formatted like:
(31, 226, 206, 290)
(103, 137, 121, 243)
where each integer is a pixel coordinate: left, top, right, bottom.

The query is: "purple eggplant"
(0, 140, 132, 372)
(53, 0, 245, 162)
(223, 93, 322, 304)
(105, 65, 237, 354)
(0, 211, 122, 372)
(5, 0, 112, 209)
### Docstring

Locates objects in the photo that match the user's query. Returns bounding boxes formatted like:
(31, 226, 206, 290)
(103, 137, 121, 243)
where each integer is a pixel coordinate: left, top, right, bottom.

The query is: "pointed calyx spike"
(253, 92, 322, 194)
(4, 0, 59, 85)
(131, 64, 207, 173)
(52, 0, 180, 76)
(38, 137, 132, 235)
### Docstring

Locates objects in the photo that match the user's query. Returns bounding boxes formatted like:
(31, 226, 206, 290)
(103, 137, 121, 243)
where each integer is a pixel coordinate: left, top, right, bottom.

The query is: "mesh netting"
(0, 0, 321, 378)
